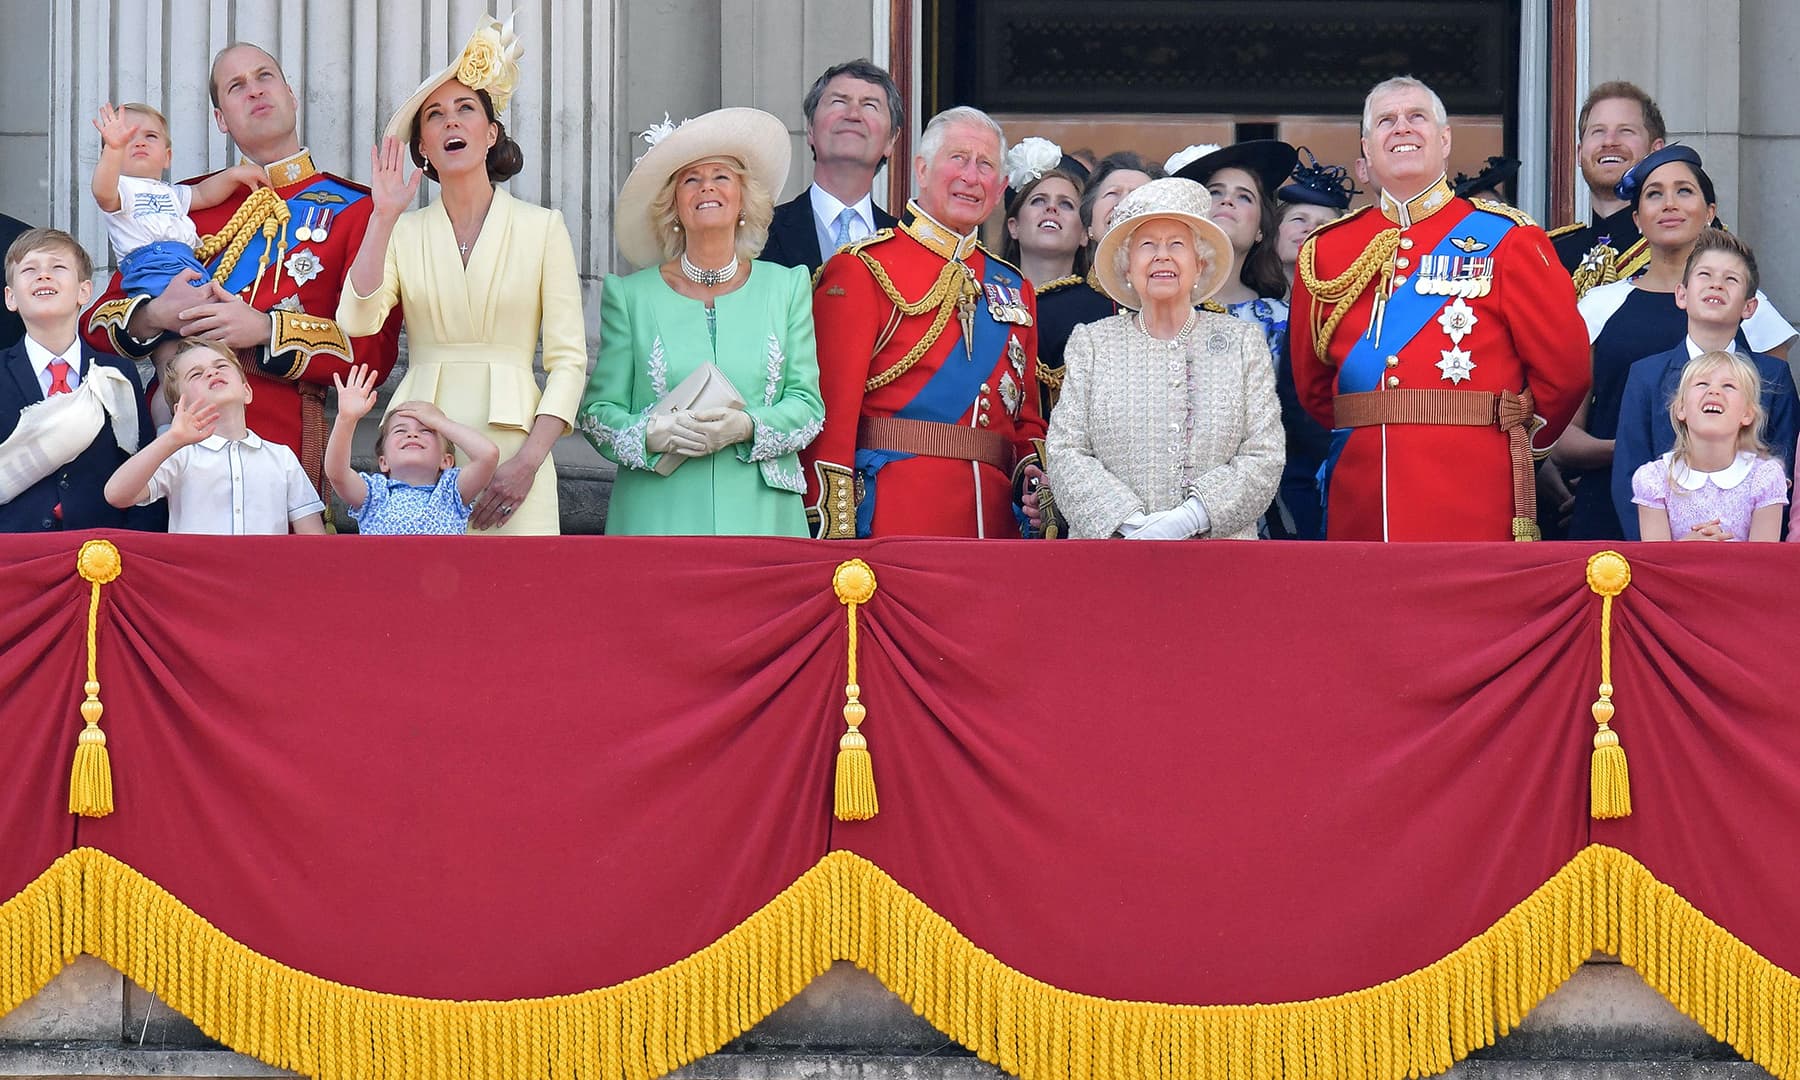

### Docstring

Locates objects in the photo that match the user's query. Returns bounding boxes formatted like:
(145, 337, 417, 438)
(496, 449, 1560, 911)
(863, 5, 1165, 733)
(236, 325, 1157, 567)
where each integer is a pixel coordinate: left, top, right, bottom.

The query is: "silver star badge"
(998, 371, 1021, 417)
(1437, 346, 1476, 384)
(283, 250, 323, 287)
(1436, 297, 1478, 345)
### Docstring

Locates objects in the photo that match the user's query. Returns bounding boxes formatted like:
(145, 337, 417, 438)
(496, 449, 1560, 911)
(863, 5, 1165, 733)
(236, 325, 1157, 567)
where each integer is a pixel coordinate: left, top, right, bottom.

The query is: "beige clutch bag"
(650, 363, 746, 475)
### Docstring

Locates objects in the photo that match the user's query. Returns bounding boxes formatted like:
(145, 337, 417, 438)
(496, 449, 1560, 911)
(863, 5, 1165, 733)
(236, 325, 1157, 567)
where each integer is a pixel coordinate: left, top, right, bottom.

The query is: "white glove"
(646, 411, 709, 457)
(1124, 495, 1209, 540)
(689, 407, 755, 454)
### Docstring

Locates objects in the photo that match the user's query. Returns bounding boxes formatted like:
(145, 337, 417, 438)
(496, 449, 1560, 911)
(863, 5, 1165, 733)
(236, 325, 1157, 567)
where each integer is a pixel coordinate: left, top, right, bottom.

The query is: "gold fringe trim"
(2, 846, 1796, 1080)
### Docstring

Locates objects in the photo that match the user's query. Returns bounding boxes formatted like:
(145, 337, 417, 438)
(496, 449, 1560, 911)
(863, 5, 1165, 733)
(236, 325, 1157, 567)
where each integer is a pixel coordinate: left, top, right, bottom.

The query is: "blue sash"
(1317, 207, 1517, 525)
(211, 175, 366, 295)
(855, 256, 1025, 536)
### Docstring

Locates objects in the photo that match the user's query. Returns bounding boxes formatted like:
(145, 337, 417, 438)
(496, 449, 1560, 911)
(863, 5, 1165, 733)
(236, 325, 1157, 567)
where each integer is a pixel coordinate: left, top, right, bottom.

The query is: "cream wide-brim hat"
(613, 108, 792, 270)
(383, 14, 524, 144)
(1091, 177, 1235, 309)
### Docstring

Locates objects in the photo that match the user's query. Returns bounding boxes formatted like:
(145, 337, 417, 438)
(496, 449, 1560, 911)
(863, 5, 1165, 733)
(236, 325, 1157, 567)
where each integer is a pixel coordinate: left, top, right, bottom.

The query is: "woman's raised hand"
(369, 136, 423, 220)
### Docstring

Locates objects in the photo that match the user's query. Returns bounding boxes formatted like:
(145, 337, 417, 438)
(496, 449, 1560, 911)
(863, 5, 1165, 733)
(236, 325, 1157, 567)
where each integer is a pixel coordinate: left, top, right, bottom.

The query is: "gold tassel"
(833, 559, 879, 821)
(1585, 551, 1632, 819)
(69, 540, 123, 817)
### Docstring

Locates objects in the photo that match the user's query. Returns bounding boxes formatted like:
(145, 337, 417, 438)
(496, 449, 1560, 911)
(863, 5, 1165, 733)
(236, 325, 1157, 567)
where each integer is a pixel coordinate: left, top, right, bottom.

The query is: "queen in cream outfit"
(339, 16, 586, 535)
(1047, 177, 1283, 539)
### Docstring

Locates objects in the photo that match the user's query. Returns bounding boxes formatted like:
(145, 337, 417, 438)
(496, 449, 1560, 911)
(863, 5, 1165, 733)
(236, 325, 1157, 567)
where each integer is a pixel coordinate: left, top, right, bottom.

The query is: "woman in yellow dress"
(338, 16, 586, 535)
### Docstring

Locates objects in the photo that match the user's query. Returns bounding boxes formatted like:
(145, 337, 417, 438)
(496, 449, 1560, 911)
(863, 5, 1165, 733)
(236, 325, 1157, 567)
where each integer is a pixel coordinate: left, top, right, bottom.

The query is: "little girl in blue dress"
(325, 364, 500, 535)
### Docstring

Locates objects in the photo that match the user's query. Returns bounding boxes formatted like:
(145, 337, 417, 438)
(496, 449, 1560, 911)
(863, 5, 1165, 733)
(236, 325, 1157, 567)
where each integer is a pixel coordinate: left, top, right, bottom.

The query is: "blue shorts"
(120, 240, 206, 298)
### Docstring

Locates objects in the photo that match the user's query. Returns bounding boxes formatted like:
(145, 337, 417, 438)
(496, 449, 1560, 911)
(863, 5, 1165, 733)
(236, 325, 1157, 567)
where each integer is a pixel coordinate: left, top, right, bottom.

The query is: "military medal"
(295, 207, 317, 242)
(1417, 254, 1493, 298)
(1436, 297, 1478, 344)
(999, 371, 1022, 418)
(284, 249, 323, 287)
(1007, 335, 1027, 379)
(1437, 346, 1476, 384)
(311, 207, 333, 243)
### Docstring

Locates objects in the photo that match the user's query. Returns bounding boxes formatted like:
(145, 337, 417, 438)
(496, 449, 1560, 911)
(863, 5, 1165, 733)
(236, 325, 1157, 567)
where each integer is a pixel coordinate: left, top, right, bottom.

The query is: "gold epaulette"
(977, 244, 1024, 277)
(1471, 198, 1539, 229)
(1547, 222, 1585, 239)
(1304, 204, 1374, 244)
(1035, 274, 1083, 295)
(842, 228, 895, 255)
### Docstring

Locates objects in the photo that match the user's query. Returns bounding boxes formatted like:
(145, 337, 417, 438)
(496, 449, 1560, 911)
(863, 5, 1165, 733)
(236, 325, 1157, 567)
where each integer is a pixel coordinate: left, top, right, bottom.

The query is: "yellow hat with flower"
(383, 14, 524, 143)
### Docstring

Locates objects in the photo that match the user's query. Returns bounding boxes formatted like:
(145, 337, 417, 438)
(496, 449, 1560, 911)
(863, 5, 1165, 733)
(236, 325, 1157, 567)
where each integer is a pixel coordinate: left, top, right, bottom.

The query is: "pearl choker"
(680, 251, 738, 287)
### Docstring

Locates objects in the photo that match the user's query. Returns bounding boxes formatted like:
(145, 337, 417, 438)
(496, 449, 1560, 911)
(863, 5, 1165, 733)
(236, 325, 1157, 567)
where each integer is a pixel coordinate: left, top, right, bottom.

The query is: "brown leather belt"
(1332, 387, 1541, 541)
(859, 417, 1012, 474)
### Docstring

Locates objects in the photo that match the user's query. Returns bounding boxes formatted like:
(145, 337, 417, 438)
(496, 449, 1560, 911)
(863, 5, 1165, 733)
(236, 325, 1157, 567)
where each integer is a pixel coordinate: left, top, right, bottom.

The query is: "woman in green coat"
(579, 108, 823, 536)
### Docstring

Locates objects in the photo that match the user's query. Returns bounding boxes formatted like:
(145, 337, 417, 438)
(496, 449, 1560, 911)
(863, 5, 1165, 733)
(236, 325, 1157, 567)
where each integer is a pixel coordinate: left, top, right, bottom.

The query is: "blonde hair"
(120, 102, 170, 137)
(1666, 349, 1769, 490)
(647, 157, 775, 262)
(161, 338, 245, 408)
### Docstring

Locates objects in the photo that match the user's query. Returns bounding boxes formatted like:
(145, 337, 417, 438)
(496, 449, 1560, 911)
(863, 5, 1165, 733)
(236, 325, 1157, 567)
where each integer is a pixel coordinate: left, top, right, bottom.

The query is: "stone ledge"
(0, 1043, 294, 1078)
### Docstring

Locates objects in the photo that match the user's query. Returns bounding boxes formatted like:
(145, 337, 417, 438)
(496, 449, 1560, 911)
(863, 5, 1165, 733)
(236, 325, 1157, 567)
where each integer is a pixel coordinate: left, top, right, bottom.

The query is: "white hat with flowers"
(613, 107, 791, 269)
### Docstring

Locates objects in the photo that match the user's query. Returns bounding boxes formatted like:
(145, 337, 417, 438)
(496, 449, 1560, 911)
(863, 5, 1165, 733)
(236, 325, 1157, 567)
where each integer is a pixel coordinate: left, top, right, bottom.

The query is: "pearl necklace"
(680, 251, 738, 287)
(1137, 310, 1198, 348)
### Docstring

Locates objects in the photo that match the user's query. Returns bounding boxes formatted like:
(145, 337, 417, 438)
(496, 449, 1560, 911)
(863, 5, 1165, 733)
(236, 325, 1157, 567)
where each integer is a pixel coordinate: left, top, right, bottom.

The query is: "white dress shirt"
(21, 334, 83, 396)
(140, 429, 324, 534)
(809, 184, 876, 261)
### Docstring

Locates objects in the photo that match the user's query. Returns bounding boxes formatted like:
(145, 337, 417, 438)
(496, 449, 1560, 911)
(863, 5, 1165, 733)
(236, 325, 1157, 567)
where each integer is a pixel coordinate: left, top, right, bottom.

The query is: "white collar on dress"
(1663, 449, 1756, 491)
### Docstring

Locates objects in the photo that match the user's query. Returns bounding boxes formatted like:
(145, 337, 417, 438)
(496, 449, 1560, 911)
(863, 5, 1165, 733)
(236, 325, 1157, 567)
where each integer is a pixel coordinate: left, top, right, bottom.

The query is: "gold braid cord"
(68, 540, 122, 818)
(833, 559, 879, 820)
(859, 253, 978, 392)
(5, 844, 1800, 1080)
(195, 187, 290, 291)
(1586, 551, 1632, 819)
(1298, 228, 1401, 360)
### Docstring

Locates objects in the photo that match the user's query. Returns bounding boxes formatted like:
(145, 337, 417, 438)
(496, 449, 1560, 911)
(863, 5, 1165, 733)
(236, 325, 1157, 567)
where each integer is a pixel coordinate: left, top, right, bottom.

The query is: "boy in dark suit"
(0, 228, 161, 532)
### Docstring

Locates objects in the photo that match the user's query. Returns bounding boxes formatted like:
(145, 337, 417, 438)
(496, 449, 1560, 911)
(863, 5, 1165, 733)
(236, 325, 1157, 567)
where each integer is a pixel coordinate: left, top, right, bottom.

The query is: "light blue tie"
(832, 207, 859, 250)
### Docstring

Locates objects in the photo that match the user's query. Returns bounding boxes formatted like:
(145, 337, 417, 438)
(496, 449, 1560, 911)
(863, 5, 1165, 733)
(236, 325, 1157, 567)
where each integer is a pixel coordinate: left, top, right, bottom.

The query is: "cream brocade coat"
(1046, 312, 1284, 540)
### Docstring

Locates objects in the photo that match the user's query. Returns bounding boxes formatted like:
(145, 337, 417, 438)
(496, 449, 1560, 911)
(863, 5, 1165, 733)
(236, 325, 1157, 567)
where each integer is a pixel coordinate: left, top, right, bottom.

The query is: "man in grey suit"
(761, 60, 902, 274)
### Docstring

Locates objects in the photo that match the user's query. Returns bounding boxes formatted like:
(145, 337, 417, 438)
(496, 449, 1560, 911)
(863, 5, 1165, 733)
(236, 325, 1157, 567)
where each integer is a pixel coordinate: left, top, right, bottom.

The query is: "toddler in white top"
(90, 103, 268, 301)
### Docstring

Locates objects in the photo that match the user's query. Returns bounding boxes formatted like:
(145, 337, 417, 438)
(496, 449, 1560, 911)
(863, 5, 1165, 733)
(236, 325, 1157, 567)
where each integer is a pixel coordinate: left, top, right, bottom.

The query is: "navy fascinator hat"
(1616, 145, 1715, 209)
(1277, 147, 1359, 210)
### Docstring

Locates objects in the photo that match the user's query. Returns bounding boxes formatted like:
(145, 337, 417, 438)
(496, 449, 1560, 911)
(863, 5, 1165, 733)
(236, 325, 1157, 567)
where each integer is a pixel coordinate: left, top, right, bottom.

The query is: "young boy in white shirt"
(90, 102, 267, 303)
(105, 339, 325, 534)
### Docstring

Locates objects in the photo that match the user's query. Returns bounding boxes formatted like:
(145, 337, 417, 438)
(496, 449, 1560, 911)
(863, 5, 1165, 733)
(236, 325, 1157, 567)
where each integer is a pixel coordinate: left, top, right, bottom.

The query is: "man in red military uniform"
(803, 106, 1048, 539)
(83, 42, 400, 492)
(1290, 76, 1589, 541)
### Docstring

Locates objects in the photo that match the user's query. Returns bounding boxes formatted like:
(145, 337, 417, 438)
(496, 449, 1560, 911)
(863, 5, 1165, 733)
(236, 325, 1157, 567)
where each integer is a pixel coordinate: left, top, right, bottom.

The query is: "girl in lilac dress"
(1632, 351, 1786, 541)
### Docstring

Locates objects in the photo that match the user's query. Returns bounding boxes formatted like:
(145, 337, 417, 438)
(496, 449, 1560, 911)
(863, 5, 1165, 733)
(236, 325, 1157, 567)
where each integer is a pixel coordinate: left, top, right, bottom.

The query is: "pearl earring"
(672, 223, 682, 232)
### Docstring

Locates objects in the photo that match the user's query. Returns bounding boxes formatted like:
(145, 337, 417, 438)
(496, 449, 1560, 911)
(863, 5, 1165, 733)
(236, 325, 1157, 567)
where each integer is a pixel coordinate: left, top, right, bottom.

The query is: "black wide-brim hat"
(1172, 140, 1299, 202)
